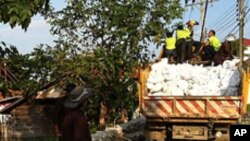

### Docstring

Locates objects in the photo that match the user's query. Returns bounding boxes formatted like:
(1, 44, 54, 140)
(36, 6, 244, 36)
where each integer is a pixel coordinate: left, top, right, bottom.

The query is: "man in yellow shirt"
(176, 24, 188, 63)
(164, 31, 176, 62)
(204, 30, 221, 61)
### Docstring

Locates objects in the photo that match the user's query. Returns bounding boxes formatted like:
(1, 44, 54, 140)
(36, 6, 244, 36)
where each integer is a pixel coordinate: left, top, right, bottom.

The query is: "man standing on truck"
(185, 20, 199, 61)
(176, 24, 188, 63)
(164, 30, 176, 63)
(203, 30, 221, 61)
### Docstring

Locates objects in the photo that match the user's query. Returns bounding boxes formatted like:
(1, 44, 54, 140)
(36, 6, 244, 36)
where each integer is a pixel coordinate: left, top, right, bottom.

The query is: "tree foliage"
(0, 43, 52, 96)
(45, 0, 184, 128)
(0, 0, 50, 30)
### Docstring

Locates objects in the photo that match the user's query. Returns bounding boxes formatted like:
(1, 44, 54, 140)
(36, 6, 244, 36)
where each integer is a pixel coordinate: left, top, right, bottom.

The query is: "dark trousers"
(176, 38, 186, 63)
(192, 41, 202, 54)
(204, 46, 216, 61)
(164, 49, 176, 58)
(185, 39, 193, 60)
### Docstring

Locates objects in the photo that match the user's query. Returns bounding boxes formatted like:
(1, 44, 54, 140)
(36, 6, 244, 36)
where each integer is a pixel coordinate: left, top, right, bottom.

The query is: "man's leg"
(204, 46, 215, 61)
(192, 41, 202, 54)
(176, 39, 182, 63)
(185, 39, 193, 60)
(179, 39, 186, 63)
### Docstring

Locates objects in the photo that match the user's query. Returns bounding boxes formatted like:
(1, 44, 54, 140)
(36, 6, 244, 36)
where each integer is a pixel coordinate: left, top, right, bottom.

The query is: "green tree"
(46, 0, 184, 129)
(0, 0, 50, 30)
(0, 0, 52, 94)
(0, 42, 30, 95)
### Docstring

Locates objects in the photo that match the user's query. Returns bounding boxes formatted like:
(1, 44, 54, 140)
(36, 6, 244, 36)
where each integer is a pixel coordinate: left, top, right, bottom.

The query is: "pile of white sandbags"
(147, 58, 240, 96)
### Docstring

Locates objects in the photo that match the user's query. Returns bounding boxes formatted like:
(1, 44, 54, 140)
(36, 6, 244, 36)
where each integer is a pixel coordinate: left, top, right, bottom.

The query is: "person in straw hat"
(54, 83, 92, 141)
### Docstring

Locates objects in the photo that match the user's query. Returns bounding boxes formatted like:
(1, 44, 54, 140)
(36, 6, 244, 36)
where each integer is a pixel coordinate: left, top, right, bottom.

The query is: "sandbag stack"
(147, 58, 240, 96)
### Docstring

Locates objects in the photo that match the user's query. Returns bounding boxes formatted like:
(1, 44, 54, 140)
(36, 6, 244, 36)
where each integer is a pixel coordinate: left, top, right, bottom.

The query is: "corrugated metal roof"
(244, 38, 250, 47)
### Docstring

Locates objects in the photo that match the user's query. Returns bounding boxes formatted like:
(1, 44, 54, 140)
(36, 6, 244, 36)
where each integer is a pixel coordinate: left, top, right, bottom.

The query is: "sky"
(0, 0, 67, 54)
(0, 0, 249, 54)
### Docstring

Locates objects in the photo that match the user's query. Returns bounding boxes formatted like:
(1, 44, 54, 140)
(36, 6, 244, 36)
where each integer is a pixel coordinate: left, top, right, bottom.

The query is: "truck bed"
(137, 62, 250, 121)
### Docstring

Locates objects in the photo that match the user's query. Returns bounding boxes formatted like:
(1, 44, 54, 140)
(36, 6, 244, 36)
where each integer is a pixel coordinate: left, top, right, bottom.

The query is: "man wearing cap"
(54, 84, 92, 141)
(203, 30, 221, 61)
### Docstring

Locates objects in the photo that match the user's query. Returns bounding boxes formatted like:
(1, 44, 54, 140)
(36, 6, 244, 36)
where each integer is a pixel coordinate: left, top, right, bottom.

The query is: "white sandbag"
(146, 82, 155, 90)
(149, 83, 163, 93)
(146, 59, 240, 96)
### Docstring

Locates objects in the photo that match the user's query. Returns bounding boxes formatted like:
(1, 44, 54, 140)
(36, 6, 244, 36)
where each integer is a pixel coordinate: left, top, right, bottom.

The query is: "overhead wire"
(210, 16, 237, 37)
(183, 4, 188, 21)
(243, 7, 250, 32)
(215, 1, 250, 38)
(214, 11, 238, 38)
(208, 2, 236, 28)
(245, 0, 250, 37)
(213, 11, 237, 32)
(244, 7, 250, 25)
(188, 6, 194, 20)
(246, 0, 249, 8)
(217, 21, 238, 37)
(228, 6, 250, 37)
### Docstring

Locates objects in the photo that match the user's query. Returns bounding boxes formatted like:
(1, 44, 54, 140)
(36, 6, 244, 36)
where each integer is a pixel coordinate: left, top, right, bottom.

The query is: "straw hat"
(63, 86, 92, 108)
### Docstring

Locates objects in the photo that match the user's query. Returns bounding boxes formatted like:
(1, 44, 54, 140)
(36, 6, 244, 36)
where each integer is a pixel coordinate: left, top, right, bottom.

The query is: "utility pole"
(200, 0, 209, 42)
(239, 0, 245, 69)
(200, 0, 204, 30)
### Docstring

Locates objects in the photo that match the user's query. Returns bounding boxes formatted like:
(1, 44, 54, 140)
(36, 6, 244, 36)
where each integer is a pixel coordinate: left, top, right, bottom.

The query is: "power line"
(217, 22, 238, 37)
(213, 11, 237, 32)
(246, 0, 249, 7)
(225, 7, 250, 37)
(213, 2, 250, 37)
(228, 22, 239, 35)
(228, 1, 250, 38)
(188, 6, 194, 20)
(232, 27, 239, 36)
(212, 8, 237, 29)
(243, 8, 250, 27)
(208, 2, 236, 28)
